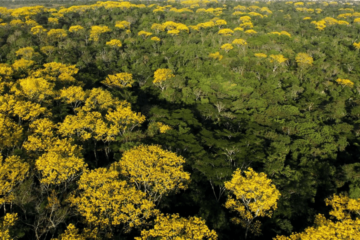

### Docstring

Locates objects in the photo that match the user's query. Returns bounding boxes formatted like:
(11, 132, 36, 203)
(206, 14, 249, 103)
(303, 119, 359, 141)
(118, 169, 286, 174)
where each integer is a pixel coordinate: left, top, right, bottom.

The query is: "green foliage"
(1, 1, 360, 239)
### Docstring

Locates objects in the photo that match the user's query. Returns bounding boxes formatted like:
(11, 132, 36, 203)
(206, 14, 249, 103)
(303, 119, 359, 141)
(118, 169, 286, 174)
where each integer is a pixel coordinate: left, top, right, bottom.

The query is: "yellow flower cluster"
(269, 54, 288, 64)
(218, 28, 234, 36)
(354, 42, 360, 50)
(295, 52, 313, 67)
(254, 53, 267, 58)
(220, 43, 234, 52)
(268, 31, 291, 38)
(209, 52, 223, 61)
(336, 78, 354, 88)
(0, 155, 29, 204)
(151, 36, 161, 42)
(0, 213, 18, 239)
(69, 25, 84, 33)
(275, 194, 360, 240)
(138, 30, 153, 38)
(115, 20, 131, 30)
(153, 68, 175, 87)
(117, 145, 190, 202)
(47, 29, 67, 40)
(106, 39, 122, 48)
(136, 214, 218, 240)
(89, 25, 110, 41)
(232, 38, 247, 46)
(225, 168, 280, 235)
(156, 122, 172, 133)
(245, 29, 257, 34)
(102, 72, 133, 88)
(68, 167, 156, 230)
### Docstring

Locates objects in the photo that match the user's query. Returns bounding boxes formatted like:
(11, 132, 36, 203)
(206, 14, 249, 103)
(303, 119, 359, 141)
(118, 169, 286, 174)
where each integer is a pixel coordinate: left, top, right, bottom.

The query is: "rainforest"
(1, 0, 360, 239)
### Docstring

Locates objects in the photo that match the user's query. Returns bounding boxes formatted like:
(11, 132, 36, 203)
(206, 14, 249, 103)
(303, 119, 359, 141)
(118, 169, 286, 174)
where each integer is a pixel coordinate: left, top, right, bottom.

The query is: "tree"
(47, 29, 67, 42)
(15, 47, 35, 60)
(101, 73, 134, 89)
(209, 52, 223, 61)
(224, 168, 281, 239)
(89, 25, 111, 42)
(135, 214, 218, 240)
(106, 39, 122, 48)
(68, 167, 157, 237)
(274, 194, 360, 240)
(0, 155, 29, 207)
(153, 69, 175, 91)
(115, 20, 130, 30)
(268, 54, 288, 72)
(336, 78, 354, 88)
(12, 58, 35, 71)
(59, 86, 86, 110)
(218, 28, 234, 36)
(35, 151, 87, 187)
(0, 213, 18, 240)
(138, 31, 152, 39)
(150, 36, 161, 42)
(11, 77, 54, 102)
(220, 43, 233, 53)
(68, 25, 84, 35)
(55, 224, 97, 240)
(295, 52, 313, 67)
(115, 145, 190, 203)
(295, 53, 313, 79)
(0, 114, 23, 151)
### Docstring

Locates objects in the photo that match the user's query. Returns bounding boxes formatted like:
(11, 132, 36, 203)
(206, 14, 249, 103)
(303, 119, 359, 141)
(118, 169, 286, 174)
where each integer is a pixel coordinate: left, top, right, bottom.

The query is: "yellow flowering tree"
(55, 224, 98, 240)
(269, 54, 288, 72)
(69, 25, 84, 35)
(232, 38, 247, 47)
(336, 78, 354, 88)
(101, 73, 134, 89)
(30, 25, 47, 39)
(116, 145, 190, 203)
(12, 59, 34, 71)
(0, 213, 18, 240)
(254, 53, 267, 58)
(220, 43, 233, 53)
(156, 122, 172, 133)
(135, 214, 218, 240)
(353, 42, 360, 50)
(151, 23, 165, 33)
(0, 114, 23, 152)
(106, 39, 122, 48)
(138, 30, 153, 39)
(153, 68, 175, 91)
(47, 29, 68, 42)
(218, 28, 234, 36)
(68, 167, 157, 237)
(224, 168, 281, 239)
(209, 52, 223, 61)
(35, 151, 87, 187)
(15, 47, 35, 60)
(11, 77, 54, 103)
(115, 20, 131, 30)
(274, 194, 360, 240)
(150, 36, 161, 42)
(59, 86, 86, 110)
(40, 46, 56, 57)
(89, 25, 111, 42)
(48, 17, 58, 25)
(295, 52, 313, 68)
(0, 155, 29, 206)
(295, 53, 313, 79)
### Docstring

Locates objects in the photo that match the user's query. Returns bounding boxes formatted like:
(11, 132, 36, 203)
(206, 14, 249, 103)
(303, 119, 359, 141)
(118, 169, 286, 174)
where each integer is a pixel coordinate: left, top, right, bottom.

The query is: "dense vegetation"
(1, 0, 360, 239)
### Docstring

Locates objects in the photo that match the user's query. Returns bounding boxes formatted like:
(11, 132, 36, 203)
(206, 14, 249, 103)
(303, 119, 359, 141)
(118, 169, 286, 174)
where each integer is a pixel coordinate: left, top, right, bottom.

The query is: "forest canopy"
(1, 0, 360, 239)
